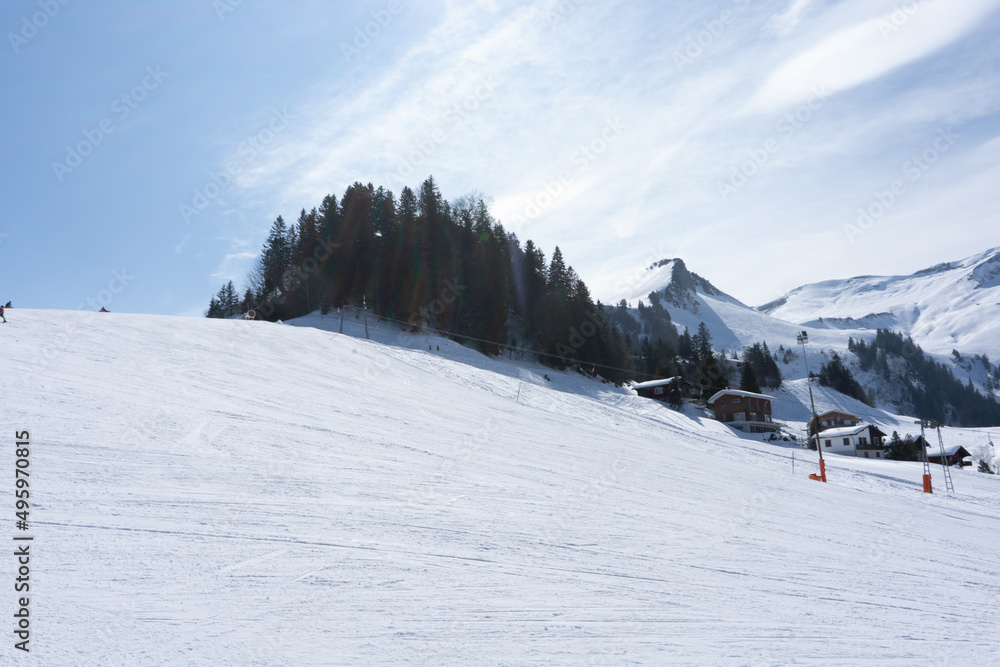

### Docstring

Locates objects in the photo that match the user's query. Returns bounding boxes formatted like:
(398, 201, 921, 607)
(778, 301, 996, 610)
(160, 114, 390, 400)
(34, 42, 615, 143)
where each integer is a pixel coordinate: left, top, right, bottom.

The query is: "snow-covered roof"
(926, 444, 968, 457)
(819, 424, 887, 439)
(707, 389, 773, 404)
(817, 410, 859, 420)
(818, 424, 871, 438)
(631, 377, 680, 390)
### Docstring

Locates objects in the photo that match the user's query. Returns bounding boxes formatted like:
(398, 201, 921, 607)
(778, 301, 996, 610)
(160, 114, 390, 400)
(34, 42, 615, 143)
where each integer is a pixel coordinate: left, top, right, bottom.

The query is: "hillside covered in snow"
(760, 247, 1000, 361)
(4, 308, 1000, 665)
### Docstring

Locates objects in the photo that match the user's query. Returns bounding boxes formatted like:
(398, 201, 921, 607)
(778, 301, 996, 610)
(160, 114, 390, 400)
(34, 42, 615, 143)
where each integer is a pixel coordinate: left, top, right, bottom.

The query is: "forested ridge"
(207, 177, 636, 382)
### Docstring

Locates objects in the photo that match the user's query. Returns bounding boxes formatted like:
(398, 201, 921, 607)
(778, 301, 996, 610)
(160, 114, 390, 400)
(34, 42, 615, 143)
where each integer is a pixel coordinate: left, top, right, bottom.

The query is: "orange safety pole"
(819, 457, 827, 483)
(922, 474, 932, 494)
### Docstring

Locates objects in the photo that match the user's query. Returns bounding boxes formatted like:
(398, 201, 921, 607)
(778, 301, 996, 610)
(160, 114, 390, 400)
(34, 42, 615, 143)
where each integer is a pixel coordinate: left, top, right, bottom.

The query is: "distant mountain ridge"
(607, 247, 1000, 420)
(759, 247, 1000, 361)
(614, 247, 1000, 362)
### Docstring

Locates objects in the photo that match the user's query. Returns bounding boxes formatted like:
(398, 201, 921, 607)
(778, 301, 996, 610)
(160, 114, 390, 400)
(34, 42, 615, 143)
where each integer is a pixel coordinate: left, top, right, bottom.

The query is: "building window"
(859, 437, 868, 446)
(864, 452, 870, 458)
(843, 438, 850, 448)
(875, 452, 880, 458)
(825, 440, 831, 448)
(654, 386, 664, 395)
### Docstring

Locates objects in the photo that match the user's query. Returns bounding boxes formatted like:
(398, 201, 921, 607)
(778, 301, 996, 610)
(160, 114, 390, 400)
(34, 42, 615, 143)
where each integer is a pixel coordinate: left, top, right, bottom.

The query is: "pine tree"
(743, 342, 782, 389)
(694, 322, 713, 362)
(739, 363, 761, 394)
(678, 327, 693, 360)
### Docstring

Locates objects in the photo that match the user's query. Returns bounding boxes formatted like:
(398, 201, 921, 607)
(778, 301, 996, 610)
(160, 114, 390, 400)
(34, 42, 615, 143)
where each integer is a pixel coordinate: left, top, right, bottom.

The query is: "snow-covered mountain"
(5, 308, 1000, 664)
(617, 248, 1000, 362)
(760, 247, 1000, 361)
(609, 250, 1000, 414)
(617, 257, 871, 363)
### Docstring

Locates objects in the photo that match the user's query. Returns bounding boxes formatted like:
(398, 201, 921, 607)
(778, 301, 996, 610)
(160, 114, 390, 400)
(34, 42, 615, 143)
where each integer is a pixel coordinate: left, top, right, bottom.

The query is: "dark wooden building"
(632, 377, 697, 403)
(925, 444, 972, 466)
(707, 390, 780, 434)
(816, 410, 861, 432)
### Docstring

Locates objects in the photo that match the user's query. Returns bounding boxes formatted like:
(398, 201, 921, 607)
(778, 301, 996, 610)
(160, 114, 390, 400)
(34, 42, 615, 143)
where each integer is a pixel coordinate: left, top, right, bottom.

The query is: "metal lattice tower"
(936, 426, 955, 493)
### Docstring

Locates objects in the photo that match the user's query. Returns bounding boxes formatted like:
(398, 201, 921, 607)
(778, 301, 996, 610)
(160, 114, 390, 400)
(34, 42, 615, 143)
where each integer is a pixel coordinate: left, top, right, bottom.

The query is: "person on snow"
(0, 306, 6, 323)
(99, 307, 109, 312)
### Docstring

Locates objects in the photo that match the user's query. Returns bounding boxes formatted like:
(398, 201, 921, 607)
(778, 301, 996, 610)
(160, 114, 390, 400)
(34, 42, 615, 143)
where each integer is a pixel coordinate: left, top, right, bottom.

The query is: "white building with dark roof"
(819, 424, 888, 458)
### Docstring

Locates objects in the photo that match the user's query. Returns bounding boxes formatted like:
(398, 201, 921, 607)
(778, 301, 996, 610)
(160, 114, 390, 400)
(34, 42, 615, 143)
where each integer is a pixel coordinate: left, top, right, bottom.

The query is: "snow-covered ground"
(5, 308, 1000, 665)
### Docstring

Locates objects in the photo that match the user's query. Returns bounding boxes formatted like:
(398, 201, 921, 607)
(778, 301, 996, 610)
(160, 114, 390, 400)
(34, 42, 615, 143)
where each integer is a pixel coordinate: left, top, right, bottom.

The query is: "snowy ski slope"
(3, 309, 1000, 665)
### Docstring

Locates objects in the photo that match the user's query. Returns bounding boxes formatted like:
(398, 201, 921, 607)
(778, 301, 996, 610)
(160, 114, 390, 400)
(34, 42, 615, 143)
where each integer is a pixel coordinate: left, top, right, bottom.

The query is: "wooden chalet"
(707, 390, 780, 434)
(925, 444, 972, 467)
(632, 377, 698, 402)
(816, 410, 861, 432)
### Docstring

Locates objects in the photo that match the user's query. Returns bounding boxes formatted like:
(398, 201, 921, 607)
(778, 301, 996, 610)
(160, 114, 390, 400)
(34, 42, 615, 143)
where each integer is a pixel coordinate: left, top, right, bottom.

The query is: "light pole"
(798, 330, 826, 482)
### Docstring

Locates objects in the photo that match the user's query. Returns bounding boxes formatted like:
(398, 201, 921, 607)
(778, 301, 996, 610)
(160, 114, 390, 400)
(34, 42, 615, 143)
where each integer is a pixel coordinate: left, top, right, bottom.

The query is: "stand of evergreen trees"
(818, 352, 870, 405)
(742, 342, 782, 389)
(207, 177, 632, 383)
(848, 329, 1000, 426)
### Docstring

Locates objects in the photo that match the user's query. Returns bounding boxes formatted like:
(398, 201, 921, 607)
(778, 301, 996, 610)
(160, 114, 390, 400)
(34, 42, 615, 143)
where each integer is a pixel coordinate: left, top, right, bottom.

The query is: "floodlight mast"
(798, 331, 826, 482)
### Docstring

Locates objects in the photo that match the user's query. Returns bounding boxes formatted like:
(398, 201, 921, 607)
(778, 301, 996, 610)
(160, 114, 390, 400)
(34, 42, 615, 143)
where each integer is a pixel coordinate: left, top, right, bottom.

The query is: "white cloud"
(748, 0, 1000, 112)
(210, 252, 257, 285)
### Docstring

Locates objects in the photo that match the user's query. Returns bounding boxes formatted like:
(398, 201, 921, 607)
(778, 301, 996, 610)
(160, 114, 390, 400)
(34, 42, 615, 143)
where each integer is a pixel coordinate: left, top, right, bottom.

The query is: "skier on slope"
(0, 305, 6, 323)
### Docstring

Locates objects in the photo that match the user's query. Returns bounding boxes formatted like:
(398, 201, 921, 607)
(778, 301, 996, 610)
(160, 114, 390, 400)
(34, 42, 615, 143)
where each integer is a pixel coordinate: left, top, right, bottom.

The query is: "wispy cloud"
(748, 0, 1000, 112)
(210, 252, 257, 285)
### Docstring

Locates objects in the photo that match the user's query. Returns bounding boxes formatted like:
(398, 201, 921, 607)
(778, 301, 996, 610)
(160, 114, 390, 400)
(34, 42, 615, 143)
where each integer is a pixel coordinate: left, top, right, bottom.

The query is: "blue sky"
(2, 0, 999, 316)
